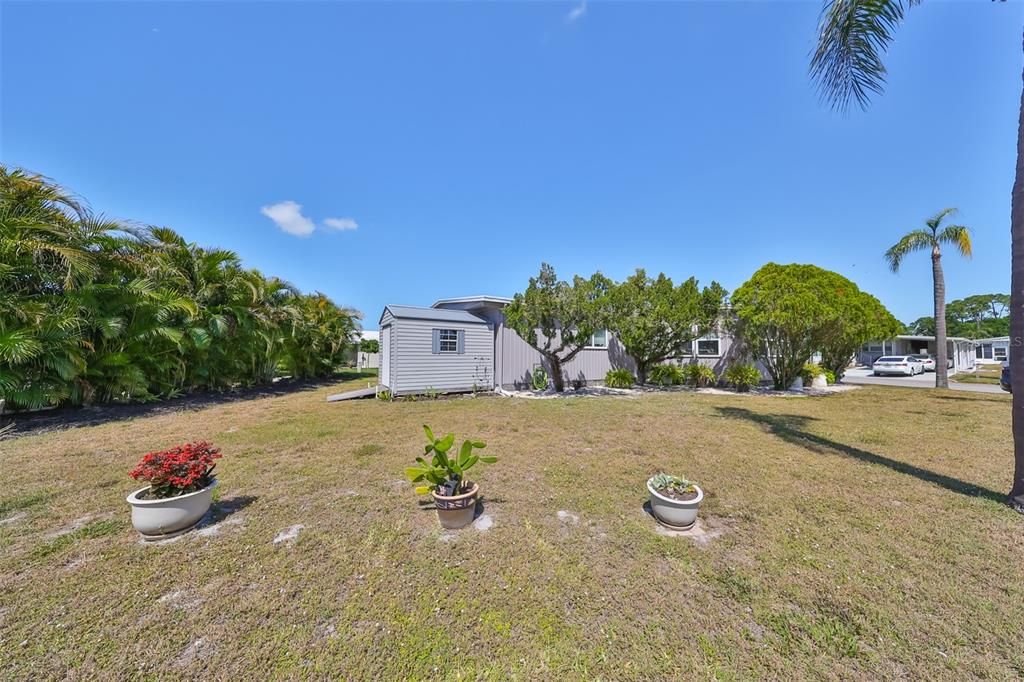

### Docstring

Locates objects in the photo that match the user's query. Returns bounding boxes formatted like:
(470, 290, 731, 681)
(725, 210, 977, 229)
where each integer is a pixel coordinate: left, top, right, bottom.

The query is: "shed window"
(438, 329, 459, 353)
(979, 343, 993, 360)
(697, 333, 720, 357)
(588, 329, 608, 349)
(864, 342, 884, 353)
(995, 346, 1007, 361)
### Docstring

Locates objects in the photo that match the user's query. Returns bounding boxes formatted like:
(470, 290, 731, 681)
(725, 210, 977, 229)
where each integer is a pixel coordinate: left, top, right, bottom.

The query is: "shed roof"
(380, 304, 489, 325)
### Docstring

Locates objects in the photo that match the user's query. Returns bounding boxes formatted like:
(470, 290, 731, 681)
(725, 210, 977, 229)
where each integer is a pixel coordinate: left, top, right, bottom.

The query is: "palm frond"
(810, 0, 919, 112)
(937, 224, 972, 258)
(925, 207, 958, 232)
(884, 229, 934, 272)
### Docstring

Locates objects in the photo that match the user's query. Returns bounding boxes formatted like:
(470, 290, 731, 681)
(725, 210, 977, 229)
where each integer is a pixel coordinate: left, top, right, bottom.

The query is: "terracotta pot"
(647, 479, 703, 530)
(431, 482, 479, 529)
(126, 479, 217, 540)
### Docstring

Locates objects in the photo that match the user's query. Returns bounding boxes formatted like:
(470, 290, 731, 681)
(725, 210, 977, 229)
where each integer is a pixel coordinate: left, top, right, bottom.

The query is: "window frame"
(437, 328, 459, 354)
(586, 329, 609, 349)
(696, 333, 721, 357)
(994, 346, 1008, 361)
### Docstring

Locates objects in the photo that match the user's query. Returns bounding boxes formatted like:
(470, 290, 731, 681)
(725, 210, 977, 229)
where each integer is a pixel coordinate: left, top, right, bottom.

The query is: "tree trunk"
(549, 356, 565, 392)
(637, 362, 649, 386)
(932, 248, 949, 389)
(1009, 30, 1024, 506)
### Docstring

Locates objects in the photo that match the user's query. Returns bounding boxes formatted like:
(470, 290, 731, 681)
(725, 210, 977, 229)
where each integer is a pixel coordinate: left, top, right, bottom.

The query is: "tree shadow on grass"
(0, 370, 377, 440)
(933, 394, 1010, 405)
(714, 406, 1006, 504)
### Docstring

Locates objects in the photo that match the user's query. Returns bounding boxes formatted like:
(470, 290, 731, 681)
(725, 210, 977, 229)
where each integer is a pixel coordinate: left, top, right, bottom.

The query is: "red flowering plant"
(129, 441, 222, 499)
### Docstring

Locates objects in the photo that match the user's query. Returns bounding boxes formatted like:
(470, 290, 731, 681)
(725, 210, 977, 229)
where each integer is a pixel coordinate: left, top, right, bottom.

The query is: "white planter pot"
(647, 479, 704, 530)
(811, 374, 828, 389)
(789, 377, 804, 391)
(126, 479, 217, 540)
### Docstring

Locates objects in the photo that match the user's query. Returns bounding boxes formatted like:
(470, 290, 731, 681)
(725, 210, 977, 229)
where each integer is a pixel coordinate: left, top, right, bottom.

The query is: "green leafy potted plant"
(647, 473, 703, 530)
(126, 442, 221, 540)
(405, 425, 497, 529)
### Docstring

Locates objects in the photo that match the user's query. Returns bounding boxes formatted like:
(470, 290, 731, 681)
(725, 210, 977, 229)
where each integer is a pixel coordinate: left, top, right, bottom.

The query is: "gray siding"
(391, 317, 493, 395)
(497, 326, 635, 389)
(496, 320, 740, 389)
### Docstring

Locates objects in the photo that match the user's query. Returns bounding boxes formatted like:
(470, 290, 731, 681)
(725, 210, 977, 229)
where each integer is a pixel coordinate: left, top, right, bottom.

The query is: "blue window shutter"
(432, 329, 440, 354)
(457, 329, 465, 354)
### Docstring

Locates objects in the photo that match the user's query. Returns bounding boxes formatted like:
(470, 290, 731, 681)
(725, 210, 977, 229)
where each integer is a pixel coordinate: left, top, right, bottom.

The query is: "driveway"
(841, 367, 1007, 394)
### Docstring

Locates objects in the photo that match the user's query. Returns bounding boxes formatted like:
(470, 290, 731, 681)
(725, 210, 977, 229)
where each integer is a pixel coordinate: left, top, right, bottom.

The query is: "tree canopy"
(504, 263, 611, 392)
(731, 263, 900, 388)
(0, 167, 360, 410)
(905, 295, 1009, 339)
(607, 269, 726, 384)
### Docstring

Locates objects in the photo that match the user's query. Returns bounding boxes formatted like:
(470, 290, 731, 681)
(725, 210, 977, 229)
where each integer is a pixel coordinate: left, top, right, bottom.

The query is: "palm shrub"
(0, 166, 361, 410)
(530, 366, 549, 391)
(823, 369, 836, 385)
(682, 363, 716, 388)
(800, 363, 825, 386)
(724, 363, 761, 392)
(604, 368, 634, 388)
(649, 364, 684, 386)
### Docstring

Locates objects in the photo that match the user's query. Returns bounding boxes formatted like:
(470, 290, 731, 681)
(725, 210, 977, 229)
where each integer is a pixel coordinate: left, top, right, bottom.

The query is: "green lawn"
(954, 368, 1002, 385)
(1, 378, 1022, 679)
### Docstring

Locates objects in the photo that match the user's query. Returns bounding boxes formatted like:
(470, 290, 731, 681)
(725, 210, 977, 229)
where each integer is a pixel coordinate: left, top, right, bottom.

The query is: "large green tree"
(884, 208, 973, 389)
(607, 269, 726, 384)
(811, 0, 1024, 508)
(504, 263, 611, 392)
(819, 288, 903, 382)
(731, 263, 897, 389)
(905, 316, 936, 336)
(946, 294, 1010, 338)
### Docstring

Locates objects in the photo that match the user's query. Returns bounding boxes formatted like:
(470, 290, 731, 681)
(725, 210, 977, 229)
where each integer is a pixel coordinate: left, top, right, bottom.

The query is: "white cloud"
(566, 1, 587, 24)
(260, 200, 315, 237)
(323, 217, 358, 232)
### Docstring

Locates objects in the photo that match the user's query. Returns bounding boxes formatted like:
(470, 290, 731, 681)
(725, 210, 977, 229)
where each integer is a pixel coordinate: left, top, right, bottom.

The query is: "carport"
(858, 335, 977, 372)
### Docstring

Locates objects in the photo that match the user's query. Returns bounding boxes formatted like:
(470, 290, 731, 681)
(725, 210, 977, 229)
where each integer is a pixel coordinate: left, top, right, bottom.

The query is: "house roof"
(380, 304, 489, 325)
(974, 336, 1010, 343)
(431, 295, 512, 308)
(895, 334, 976, 344)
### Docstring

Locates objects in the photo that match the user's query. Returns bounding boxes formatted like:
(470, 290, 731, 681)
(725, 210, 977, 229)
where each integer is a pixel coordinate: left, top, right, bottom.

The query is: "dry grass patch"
(1, 378, 1023, 679)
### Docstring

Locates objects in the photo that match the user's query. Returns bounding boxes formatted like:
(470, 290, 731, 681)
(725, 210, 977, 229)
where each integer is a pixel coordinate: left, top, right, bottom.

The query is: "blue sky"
(2, 1, 1021, 330)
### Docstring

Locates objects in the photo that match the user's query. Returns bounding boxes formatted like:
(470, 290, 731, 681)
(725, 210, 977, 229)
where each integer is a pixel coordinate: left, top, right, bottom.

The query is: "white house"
(974, 336, 1010, 365)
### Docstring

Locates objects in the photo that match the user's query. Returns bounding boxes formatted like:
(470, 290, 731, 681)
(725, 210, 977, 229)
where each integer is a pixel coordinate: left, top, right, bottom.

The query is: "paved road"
(842, 368, 1007, 394)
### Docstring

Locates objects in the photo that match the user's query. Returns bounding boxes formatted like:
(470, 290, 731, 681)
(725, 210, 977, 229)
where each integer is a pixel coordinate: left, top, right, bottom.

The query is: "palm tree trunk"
(1009, 29, 1024, 506)
(932, 248, 949, 389)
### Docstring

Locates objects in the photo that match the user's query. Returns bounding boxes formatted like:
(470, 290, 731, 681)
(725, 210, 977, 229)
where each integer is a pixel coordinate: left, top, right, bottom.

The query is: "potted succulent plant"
(405, 425, 497, 529)
(647, 473, 703, 530)
(126, 441, 221, 540)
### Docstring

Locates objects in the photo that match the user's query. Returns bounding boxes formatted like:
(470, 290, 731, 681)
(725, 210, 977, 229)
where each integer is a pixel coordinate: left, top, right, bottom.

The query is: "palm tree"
(884, 209, 972, 388)
(811, 1, 1024, 509)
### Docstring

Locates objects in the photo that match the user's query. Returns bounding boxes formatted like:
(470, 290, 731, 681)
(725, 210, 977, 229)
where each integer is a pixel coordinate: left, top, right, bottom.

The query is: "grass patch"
(0, 490, 51, 515)
(954, 368, 1002, 385)
(33, 519, 124, 559)
(0, 377, 1020, 679)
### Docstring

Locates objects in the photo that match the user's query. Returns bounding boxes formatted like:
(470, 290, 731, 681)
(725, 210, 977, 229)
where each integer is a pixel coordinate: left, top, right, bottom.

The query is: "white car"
(873, 355, 925, 376)
(909, 353, 936, 372)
